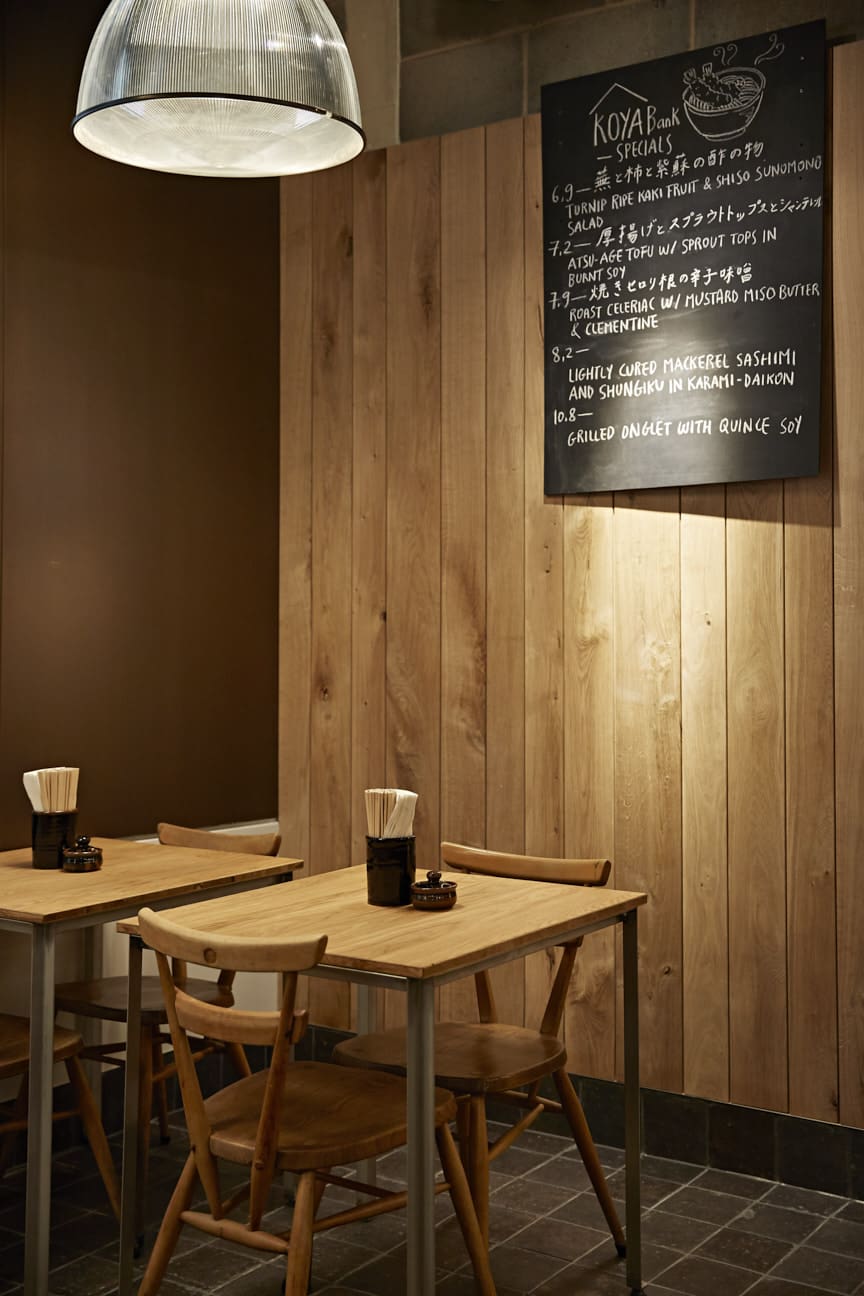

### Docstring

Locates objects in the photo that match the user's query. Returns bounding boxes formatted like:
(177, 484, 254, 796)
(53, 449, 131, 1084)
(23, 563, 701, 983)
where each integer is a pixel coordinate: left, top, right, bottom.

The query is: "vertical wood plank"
(563, 495, 616, 1077)
(279, 175, 313, 1013)
(785, 456, 836, 1122)
(440, 127, 487, 1024)
(386, 138, 442, 1028)
(727, 481, 786, 1111)
(278, 175, 313, 870)
(350, 151, 388, 1029)
(681, 485, 728, 1101)
(351, 151, 388, 862)
(523, 115, 564, 1028)
(486, 116, 526, 1025)
(614, 492, 682, 1092)
(832, 42, 864, 1128)
(784, 118, 837, 1120)
(309, 166, 354, 1028)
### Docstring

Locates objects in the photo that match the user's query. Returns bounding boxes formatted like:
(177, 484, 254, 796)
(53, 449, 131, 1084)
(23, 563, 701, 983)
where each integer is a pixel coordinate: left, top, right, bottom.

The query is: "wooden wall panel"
(523, 115, 564, 1027)
(309, 167, 354, 1028)
(833, 41, 864, 1129)
(385, 139, 442, 1027)
(278, 174, 313, 871)
(681, 485, 728, 1101)
(351, 151, 388, 876)
(613, 494, 682, 1092)
(280, 50, 864, 1124)
(727, 482, 787, 1111)
(485, 118, 527, 1025)
(563, 495, 616, 1076)
(440, 127, 487, 1023)
(349, 152, 388, 1029)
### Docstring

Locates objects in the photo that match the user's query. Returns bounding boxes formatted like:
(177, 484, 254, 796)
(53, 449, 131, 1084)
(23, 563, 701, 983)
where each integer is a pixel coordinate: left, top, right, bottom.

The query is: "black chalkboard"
(541, 21, 825, 495)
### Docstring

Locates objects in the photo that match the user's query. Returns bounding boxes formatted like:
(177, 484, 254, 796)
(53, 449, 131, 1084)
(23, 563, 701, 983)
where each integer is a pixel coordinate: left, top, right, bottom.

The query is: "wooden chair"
(135, 906, 496, 1296)
(0, 1013, 120, 1216)
(333, 842, 626, 1254)
(54, 823, 281, 1193)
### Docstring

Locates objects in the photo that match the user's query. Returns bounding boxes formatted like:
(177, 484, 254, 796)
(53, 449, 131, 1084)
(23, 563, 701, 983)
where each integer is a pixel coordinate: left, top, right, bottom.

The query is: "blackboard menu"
(541, 21, 825, 495)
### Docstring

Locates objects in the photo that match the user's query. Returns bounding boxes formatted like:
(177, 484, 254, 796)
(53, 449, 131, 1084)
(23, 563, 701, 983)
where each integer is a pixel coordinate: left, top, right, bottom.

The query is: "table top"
(0, 837, 302, 925)
(119, 865, 646, 980)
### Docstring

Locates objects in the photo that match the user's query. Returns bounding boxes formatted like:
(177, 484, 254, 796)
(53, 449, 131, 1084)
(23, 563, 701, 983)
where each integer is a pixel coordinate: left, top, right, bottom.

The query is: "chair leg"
(64, 1056, 121, 1219)
(284, 1170, 317, 1296)
(467, 1095, 489, 1247)
(139, 1151, 198, 1296)
(552, 1067, 626, 1253)
(436, 1123, 496, 1296)
(0, 1075, 28, 1177)
(225, 1041, 252, 1079)
(152, 1038, 171, 1143)
(456, 1096, 472, 1173)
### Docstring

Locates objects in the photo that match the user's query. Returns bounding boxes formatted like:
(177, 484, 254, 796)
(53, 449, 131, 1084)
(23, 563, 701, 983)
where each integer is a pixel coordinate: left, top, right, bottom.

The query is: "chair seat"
(55, 976, 235, 1026)
(0, 1013, 83, 1079)
(333, 1022, 567, 1094)
(205, 1061, 457, 1171)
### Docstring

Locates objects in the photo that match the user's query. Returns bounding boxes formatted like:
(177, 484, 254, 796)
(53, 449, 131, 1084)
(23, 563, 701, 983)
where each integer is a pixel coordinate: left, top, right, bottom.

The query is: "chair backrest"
(441, 842, 610, 886)
(138, 906, 327, 1232)
(157, 822, 282, 856)
(440, 842, 612, 1036)
(156, 822, 282, 982)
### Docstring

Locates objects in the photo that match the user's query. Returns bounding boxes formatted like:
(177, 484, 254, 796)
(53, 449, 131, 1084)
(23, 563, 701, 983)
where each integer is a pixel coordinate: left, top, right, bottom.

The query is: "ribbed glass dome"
(73, 0, 364, 178)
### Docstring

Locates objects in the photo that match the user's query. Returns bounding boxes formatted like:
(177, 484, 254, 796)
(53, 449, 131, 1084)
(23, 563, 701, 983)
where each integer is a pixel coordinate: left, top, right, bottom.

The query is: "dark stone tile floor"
(2, 1121, 864, 1294)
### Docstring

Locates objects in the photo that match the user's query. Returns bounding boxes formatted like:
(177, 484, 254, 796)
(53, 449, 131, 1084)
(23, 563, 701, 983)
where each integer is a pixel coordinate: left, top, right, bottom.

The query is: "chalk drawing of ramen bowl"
(683, 66, 765, 140)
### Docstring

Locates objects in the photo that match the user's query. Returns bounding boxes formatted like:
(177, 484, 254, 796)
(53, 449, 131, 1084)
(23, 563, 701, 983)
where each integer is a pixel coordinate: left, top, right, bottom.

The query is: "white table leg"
(406, 978, 435, 1296)
(25, 924, 55, 1296)
(623, 908, 644, 1294)
(118, 935, 143, 1296)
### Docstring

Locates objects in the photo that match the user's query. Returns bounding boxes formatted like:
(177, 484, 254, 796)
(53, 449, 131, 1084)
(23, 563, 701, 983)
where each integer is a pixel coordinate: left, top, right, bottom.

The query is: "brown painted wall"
(278, 48, 864, 1125)
(0, 1, 279, 845)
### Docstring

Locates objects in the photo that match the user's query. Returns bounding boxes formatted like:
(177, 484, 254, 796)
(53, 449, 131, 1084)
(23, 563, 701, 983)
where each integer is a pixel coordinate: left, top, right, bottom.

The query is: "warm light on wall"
(72, 0, 365, 179)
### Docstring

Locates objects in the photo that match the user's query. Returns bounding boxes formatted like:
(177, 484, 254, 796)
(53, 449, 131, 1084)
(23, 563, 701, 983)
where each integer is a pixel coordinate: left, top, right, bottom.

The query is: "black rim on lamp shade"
(72, 0, 366, 179)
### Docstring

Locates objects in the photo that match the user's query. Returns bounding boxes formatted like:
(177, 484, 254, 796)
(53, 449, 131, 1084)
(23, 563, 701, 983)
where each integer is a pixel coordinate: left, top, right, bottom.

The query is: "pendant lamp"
(72, 0, 365, 179)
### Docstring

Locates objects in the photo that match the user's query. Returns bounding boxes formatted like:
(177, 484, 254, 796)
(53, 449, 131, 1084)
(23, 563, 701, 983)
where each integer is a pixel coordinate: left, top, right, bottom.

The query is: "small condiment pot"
(410, 870, 457, 911)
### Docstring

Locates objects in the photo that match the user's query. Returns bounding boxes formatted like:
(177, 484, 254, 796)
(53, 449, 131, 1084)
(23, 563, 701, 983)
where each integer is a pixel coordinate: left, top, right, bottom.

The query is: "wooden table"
(0, 837, 301, 1296)
(118, 866, 648, 1295)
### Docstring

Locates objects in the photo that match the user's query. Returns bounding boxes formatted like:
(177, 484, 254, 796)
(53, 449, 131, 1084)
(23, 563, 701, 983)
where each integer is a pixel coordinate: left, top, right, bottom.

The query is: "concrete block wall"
(388, 0, 864, 143)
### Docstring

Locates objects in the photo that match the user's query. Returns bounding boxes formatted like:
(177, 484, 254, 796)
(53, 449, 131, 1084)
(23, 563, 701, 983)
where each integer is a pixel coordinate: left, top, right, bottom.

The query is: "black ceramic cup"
(31, 811, 78, 869)
(366, 835, 416, 906)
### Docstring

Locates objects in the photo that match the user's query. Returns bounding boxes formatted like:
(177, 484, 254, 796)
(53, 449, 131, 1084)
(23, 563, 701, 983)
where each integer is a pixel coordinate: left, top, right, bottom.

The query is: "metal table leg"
(118, 935, 143, 1296)
(356, 983, 378, 1192)
(24, 924, 56, 1296)
(406, 978, 435, 1296)
(623, 908, 644, 1295)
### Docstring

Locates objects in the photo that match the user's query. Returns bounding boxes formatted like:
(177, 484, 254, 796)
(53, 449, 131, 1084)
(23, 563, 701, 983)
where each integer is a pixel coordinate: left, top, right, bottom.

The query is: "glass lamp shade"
(72, 0, 365, 178)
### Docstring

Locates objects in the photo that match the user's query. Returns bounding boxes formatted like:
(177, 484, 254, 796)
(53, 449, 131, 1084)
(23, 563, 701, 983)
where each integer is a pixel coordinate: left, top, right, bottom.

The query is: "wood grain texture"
(485, 117, 527, 1026)
(680, 485, 728, 1102)
(279, 174, 314, 865)
(613, 492, 682, 1092)
(563, 495, 616, 1078)
(784, 151, 837, 1121)
(349, 150, 388, 1031)
(727, 481, 787, 1112)
(277, 77, 863, 1125)
(309, 166, 354, 1027)
(124, 868, 646, 982)
(439, 127, 487, 1024)
(351, 151, 388, 874)
(0, 838, 299, 925)
(385, 138, 442, 1027)
(523, 114, 564, 1030)
(832, 41, 864, 1128)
